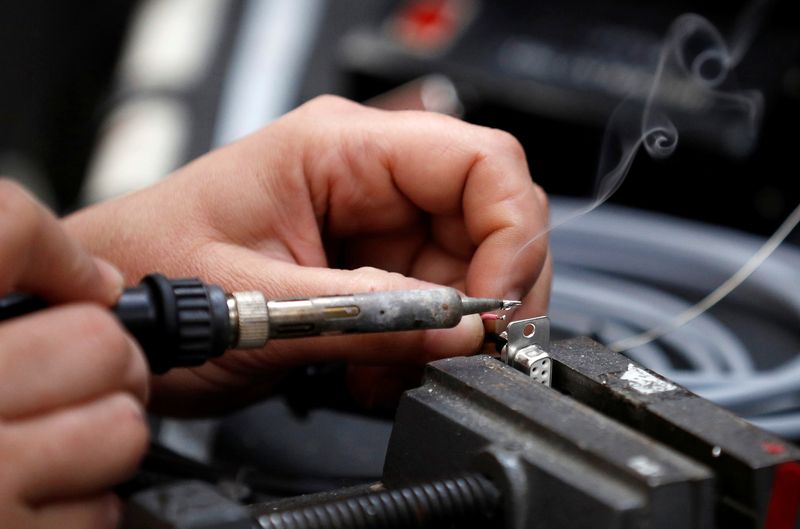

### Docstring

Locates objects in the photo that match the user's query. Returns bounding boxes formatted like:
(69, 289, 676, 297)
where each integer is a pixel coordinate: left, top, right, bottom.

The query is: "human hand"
(64, 96, 550, 412)
(0, 181, 149, 528)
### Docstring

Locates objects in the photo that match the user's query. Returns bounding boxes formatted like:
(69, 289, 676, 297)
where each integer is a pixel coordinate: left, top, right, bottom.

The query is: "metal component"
(264, 288, 508, 340)
(123, 336, 800, 529)
(223, 287, 516, 350)
(512, 345, 551, 385)
(501, 316, 552, 386)
(226, 295, 239, 346)
(502, 316, 550, 361)
(460, 295, 515, 315)
(383, 354, 714, 529)
(231, 291, 268, 348)
(548, 337, 800, 526)
(472, 448, 531, 529)
(256, 473, 499, 529)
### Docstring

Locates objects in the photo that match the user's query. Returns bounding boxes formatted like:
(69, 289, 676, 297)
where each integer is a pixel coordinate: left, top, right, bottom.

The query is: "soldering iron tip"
(460, 296, 522, 315)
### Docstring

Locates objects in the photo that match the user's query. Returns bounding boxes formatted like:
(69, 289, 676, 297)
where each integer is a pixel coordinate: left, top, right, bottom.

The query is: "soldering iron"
(0, 274, 519, 373)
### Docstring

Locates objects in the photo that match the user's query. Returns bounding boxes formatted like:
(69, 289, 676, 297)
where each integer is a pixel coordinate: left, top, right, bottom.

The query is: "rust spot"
(442, 304, 449, 310)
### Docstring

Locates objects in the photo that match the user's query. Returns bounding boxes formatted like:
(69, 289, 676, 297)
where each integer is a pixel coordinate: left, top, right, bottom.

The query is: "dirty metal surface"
(383, 354, 713, 529)
(549, 337, 800, 527)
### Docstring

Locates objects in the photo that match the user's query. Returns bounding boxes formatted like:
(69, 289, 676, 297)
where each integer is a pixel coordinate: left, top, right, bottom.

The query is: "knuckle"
(0, 181, 41, 248)
(352, 265, 382, 276)
(76, 304, 126, 345)
(304, 94, 360, 114)
(61, 253, 97, 295)
(385, 271, 413, 289)
(532, 182, 549, 212)
(123, 337, 150, 405)
(107, 393, 149, 462)
(351, 267, 416, 293)
(351, 267, 382, 290)
(487, 129, 527, 160)
(0, 179, 33, 213)
(71, 305, 133, 374)
(351, 266, 386, 285)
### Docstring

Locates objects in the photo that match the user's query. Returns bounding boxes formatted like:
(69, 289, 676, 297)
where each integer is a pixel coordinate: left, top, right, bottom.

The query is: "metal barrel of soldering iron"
(230, 288, 505, 344)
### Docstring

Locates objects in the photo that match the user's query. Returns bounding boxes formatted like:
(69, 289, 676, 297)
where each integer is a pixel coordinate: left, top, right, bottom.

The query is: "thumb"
(0, 180, 123, 306)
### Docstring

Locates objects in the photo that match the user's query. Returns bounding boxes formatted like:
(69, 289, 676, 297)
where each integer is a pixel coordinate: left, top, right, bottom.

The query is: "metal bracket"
(500, 316, 552, 386)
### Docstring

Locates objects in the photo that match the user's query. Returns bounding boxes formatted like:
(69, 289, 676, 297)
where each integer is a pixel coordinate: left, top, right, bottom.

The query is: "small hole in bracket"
(523, 323, 536, 338)
(532, 368, 538, 375)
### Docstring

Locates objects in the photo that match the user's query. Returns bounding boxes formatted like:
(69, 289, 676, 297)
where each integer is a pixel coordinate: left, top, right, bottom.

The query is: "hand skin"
(0, 181, 150, 529)
(64, 95, 551, 414)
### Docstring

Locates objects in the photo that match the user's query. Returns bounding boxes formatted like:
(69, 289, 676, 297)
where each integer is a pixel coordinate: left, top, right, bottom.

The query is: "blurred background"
(2, 0, 798, 229)
(2, 0, 800, 496)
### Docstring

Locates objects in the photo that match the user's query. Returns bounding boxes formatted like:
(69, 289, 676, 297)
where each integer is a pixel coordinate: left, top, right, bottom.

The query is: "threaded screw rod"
(257, 473, 500, 529)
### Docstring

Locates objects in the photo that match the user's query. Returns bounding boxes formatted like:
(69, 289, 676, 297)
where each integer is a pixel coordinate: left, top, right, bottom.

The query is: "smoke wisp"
(506, 11, 765, 284)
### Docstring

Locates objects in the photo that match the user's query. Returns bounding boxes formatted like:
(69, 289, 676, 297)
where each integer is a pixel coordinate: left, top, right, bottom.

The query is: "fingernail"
(94, 258, 125, 304)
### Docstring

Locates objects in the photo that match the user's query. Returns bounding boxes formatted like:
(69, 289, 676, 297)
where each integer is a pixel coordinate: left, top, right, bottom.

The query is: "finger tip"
(93, 258, 125, 305)
(424, 314, 484, 359)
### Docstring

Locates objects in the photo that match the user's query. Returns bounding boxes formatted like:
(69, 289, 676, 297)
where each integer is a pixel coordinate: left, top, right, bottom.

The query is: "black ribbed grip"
(258, 473, 500, 529)
(113, 274, 231, 373)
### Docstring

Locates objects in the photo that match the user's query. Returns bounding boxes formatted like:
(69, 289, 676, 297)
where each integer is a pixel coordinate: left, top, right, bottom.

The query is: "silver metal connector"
(501, 316, 552, 386)
(230, 291, 269, 348)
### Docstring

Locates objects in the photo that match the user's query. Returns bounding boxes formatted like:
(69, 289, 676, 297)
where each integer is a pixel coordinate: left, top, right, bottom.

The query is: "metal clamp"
(500, 316, 552, 386)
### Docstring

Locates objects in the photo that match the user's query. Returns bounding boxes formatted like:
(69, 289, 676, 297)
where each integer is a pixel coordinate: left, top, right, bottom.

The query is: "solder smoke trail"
(505, 8, 767, 308)
(593, 12, 764, 209)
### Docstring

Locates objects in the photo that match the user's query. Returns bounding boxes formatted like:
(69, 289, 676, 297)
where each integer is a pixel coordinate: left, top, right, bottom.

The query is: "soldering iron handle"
(115, 274, 231, 373)
(0, 274, 232, 374)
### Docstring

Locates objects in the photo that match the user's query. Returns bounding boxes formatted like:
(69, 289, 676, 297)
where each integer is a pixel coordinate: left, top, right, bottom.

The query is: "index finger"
(300, 98, 549, 302)
(0, 180, 123, 305)
(389, 114, 549, 302)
